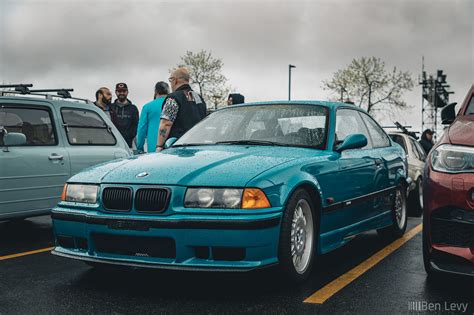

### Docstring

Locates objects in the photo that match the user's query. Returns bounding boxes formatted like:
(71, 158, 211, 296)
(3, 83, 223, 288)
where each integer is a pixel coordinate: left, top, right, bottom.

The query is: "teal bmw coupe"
(52, 101, 409, 282)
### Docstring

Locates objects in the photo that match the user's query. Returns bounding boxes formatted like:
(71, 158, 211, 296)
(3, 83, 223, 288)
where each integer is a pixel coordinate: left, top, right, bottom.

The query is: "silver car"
(0, 91, 131, 220)
(389, 132, 426, 216)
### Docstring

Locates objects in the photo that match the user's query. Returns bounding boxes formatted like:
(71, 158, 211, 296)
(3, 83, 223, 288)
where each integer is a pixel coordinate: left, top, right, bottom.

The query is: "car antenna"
(29, 88, 74, 98)
(0, 84, 33, 94)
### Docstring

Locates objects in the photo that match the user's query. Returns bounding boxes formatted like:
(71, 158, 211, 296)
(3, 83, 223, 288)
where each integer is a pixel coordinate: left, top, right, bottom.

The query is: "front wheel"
(278, 189, 317, 283)
(377, 186, 407, 239)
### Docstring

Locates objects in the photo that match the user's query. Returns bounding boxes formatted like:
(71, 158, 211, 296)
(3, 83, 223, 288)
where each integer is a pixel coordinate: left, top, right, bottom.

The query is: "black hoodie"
(111, 99, 139, 147)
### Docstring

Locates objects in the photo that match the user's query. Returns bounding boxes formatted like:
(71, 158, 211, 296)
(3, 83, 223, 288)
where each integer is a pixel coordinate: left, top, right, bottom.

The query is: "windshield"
(174, 104, 328, 149)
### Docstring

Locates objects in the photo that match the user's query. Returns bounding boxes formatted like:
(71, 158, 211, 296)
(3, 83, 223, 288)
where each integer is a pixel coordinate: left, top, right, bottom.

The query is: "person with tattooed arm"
(156, 67, 207, 152)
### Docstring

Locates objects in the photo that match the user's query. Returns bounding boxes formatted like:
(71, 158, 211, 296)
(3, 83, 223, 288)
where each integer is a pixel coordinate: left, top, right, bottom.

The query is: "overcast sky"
(0, 0, 472, 131)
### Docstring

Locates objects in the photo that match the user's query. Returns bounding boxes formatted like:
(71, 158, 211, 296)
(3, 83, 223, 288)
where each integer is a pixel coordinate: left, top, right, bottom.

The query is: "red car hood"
(448, 115, 474, 146)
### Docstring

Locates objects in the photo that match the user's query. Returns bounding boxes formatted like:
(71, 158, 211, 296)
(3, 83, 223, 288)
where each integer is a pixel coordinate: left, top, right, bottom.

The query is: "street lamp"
(288, 64, 296, 101)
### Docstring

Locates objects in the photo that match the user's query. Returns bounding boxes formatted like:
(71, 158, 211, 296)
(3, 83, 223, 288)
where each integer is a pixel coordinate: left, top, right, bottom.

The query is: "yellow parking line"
(0, 247, 54, 261)
(304, 223, 423, 304)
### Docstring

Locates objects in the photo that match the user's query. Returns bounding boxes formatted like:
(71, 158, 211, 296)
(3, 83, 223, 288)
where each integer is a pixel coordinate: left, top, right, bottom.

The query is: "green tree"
(177, 50, 229, 109)
(323, 57, 414, 113)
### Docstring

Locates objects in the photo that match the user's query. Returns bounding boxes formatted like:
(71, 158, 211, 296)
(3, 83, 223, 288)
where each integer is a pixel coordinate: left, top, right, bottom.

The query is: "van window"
(61, 108, 116, 145)
(0, 106, 57, 146)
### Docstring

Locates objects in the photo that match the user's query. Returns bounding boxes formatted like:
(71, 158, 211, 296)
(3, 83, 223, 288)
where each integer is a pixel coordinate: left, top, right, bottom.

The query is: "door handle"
(48, 154, 64, 161)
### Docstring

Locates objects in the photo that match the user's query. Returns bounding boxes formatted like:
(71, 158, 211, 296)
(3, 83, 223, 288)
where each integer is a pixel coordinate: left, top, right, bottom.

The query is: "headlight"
(61, 184, 99, 204)
(184, 188, 271, 209)
(431, 145, 474, 173)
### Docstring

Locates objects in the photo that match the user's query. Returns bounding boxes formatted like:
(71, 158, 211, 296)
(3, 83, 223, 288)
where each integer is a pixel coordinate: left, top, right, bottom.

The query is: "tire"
(408, 177, 423, 217)
(377, 186, 408, 239)
(278, 188, 318, 283)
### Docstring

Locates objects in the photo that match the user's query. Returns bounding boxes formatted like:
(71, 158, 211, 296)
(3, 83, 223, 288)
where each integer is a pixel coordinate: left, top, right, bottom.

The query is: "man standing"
(111, 82, 139, 148)
(136, 81, 170, 153)
(156, 68, 207, 151)
(94, 87, 116, 123)
(419, 129, 434, 154)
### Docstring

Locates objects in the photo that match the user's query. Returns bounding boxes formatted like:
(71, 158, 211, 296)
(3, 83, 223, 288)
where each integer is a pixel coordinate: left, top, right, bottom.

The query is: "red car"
(423, 85, 474, 277)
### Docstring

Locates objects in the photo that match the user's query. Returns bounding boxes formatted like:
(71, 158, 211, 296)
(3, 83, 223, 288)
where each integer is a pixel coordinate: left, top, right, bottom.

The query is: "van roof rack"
(30, 88, 73, 98)
(0, 84, 92, 104)
(0, 84, 33, 94)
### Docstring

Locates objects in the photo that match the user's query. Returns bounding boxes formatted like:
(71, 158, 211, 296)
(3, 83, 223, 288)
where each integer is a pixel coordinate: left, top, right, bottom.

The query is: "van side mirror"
(335, 134, 368, 153)
(4, 132, 27, 146)
(441, 102, 457, 125)
(164, 137, 178, 149)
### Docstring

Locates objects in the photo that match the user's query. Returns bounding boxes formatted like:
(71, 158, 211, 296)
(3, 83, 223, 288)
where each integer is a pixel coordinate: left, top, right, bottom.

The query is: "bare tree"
(177, 50, 229, 108)
(323, 57, 414, 114)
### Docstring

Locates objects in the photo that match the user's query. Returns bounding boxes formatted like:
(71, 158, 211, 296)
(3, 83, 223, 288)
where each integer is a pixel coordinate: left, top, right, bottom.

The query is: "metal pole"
(288, 64, 295, 101)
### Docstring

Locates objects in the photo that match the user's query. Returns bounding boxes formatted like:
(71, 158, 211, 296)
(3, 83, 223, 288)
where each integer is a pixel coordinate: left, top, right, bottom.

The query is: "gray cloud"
(1, 0, 472, 129)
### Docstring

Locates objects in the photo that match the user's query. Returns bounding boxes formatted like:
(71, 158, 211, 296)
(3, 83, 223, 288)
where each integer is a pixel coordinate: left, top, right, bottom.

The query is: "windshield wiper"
(171, 143, 211, 147)
(214, 140, 288, 146)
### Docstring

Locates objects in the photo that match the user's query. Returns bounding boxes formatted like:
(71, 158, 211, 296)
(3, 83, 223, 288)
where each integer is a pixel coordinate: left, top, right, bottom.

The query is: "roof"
(222, 100, 362, 111)
(0, 95, 95, 110)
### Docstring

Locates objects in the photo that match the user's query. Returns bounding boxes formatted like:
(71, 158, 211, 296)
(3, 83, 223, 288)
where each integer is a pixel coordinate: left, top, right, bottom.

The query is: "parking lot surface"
(1, 215, 472, 314)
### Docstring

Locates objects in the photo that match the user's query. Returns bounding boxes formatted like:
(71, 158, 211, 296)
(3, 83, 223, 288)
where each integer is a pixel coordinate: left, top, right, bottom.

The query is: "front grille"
(135, 188, 170, 213)
(431, 218, 474, 247)
(93, 233, 176, 258)
(102, 187, 132, 211)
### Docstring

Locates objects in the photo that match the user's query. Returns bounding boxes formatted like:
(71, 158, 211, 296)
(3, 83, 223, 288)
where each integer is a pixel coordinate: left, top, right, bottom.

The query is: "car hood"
(448, 116, 474, 146)
(80, 145, 316, 187)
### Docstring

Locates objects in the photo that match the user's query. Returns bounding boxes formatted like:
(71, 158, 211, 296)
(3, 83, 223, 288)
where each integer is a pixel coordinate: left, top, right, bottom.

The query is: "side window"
(465, 95, 474, 115)
(61, 108, 116, 145)
(359, 113, 390, 148)
(414, 140, 427, 161)
(409, 138, 421, 160)
(335, 109, 371, 149)
(0, 106, 57, 146)
(389, 134, 407, 153)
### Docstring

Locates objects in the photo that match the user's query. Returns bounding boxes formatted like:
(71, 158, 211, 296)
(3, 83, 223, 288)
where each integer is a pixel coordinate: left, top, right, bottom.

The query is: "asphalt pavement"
(0, 216, 473, 314)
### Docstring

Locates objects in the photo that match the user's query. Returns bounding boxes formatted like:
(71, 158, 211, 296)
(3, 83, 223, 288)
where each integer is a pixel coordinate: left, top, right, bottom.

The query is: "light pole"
(288, 64, 295, 101)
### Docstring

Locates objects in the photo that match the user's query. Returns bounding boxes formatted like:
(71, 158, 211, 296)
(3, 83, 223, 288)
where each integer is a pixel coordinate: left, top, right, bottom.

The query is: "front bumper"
(51, 209, 282, 271)
(424, 167, 474, 276)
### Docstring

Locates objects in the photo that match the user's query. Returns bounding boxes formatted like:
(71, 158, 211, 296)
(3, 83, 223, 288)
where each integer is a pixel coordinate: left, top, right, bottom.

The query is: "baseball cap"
(116, 83, 128, 91)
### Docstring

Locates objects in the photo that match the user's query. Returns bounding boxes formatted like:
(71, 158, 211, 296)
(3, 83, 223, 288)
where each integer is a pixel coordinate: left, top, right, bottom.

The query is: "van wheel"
(278, 189, 317, 283)
(377, 186, 407, 239)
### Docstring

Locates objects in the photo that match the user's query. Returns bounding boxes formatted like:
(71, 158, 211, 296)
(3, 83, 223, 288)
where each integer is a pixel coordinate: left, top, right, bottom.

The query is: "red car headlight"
(431, 144, 474, 174)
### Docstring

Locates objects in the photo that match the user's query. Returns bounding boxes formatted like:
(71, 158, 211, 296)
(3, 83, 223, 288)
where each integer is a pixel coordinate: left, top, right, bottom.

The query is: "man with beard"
(111, 82, 139, 148)
(94, 87, 117, 123)
(155, 68, 207, 151)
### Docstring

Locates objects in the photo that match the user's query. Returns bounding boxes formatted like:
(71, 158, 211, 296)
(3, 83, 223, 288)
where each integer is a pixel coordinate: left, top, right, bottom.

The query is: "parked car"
(423, 85, 474, 278)
(52, 101, 409, 282)
(0, 93, 132, 220)
(389, 132, 426, 216)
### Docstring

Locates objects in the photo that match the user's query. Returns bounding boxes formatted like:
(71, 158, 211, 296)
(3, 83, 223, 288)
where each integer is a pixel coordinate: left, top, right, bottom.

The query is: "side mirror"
(336, 134, 368, 153)
(164, 137, 178, 149)
(4, 132, 27, 146)
(441, 102, 457, 125)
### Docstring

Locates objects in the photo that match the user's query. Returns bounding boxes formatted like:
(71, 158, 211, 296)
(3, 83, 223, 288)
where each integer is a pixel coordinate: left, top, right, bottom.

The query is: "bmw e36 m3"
(52, 101, 409, 282)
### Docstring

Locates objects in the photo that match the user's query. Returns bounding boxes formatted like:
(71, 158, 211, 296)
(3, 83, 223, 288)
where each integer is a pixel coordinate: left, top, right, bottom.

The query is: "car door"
(57, 106, 130, 176)
(359, 112, 395, 217)
(328, 108, 378, 233)
(0, 102, 70, 219)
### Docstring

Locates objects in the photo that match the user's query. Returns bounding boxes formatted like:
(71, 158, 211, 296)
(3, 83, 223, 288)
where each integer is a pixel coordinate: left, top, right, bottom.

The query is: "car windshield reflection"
(174, 104, 328, 149)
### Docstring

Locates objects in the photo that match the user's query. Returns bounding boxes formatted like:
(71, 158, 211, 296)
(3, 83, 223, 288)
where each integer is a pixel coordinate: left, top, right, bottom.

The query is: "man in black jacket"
(419, 129, 434, 154)
(111, 82, 139, 148)
(156, 68, 206, 151)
